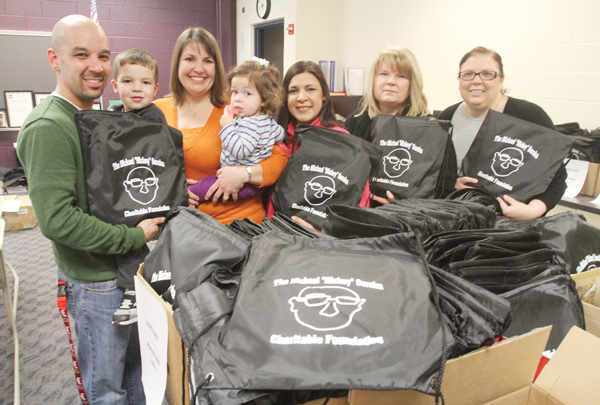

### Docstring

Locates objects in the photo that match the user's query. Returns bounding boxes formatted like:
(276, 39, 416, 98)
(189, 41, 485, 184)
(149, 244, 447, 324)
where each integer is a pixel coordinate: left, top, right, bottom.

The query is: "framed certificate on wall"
(0, 109, 7, 128)
(34, 92, 51, 105)
(4, 90, 34, 128)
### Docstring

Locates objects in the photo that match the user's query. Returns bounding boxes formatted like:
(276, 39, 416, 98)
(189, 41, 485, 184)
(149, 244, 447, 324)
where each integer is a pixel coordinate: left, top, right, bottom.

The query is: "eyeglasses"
(306, 181, 336, 196)
(495, 151, 523, 168)
(300, 292, 360, 307)
(385, 156, 412, 167)
(125, 177, 158, 188)
(458, 71, 502, 81)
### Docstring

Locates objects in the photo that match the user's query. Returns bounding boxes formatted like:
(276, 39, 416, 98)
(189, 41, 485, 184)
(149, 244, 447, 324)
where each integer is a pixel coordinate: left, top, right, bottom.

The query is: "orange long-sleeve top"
(154, 97, 288, 224)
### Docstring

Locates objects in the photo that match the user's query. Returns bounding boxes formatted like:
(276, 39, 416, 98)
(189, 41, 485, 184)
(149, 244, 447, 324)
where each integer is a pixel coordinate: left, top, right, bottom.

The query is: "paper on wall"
(344, 68, 364, 96)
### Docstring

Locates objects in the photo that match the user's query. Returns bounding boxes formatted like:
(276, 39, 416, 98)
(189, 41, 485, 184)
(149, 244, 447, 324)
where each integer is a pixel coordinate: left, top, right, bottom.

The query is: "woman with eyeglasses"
(438, 46, 566, 220)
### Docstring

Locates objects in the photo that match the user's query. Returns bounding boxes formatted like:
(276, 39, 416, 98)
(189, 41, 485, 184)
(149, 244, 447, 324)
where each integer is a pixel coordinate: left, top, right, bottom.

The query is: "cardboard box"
(349, 326, 600, 405)
(572, 267, 600, 339)
(580, 162, 600, 197)
(349, 326, 600, 404)
(526, 326, 600, 405)
(349, 326, 551, 405)
(136, 265, 190, 405)
(0, 194, 38, 231)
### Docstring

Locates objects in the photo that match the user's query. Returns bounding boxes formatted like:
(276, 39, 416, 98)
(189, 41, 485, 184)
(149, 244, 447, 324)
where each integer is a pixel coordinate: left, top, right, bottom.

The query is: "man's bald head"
(51, 15, 106, 53)
(48, 14, 111, 109)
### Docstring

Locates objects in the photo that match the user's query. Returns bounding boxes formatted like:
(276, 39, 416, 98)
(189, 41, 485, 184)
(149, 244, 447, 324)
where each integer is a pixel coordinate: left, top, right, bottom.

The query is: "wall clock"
(256, 0, 271, 19)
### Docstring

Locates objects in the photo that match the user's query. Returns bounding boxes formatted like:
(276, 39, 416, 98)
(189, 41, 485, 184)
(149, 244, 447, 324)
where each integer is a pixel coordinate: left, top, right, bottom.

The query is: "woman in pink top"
(267, 61, 370, 220)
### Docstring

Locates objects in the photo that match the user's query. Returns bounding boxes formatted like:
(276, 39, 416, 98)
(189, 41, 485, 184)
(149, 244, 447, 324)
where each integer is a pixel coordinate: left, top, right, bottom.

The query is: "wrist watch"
(245, 165, 252, 182)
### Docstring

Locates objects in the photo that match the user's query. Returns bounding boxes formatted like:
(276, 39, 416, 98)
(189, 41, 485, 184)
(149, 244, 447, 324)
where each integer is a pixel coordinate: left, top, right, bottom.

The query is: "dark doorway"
(254, 20, 284, 79)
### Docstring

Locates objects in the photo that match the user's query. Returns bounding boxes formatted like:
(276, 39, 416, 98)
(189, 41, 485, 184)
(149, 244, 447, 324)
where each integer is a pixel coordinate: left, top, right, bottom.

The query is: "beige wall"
(237, 0, 600, 129)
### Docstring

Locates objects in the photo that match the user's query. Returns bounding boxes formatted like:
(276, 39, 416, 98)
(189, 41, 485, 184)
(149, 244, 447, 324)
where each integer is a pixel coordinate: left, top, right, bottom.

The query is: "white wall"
(236, 0, 341, 82)
(237, 0, 600, 129)
(236, 0, 297, 74)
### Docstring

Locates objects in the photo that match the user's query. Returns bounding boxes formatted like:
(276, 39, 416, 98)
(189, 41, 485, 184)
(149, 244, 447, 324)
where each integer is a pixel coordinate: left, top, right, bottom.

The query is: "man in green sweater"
(16, 15, 164, 404)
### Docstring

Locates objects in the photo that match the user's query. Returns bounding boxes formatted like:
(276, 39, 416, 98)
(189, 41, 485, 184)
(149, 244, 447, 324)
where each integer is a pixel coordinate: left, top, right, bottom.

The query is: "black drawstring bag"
(372, 200, 445, 239)
(227, 212, 327, 241)
(195, 231, 450, 399)
(500, 268, 585, 350)
(497, 211, 600, 274)
(76, 109, 188, 227)
(554, 122, 600, 161)
(271, 125, 380, 229)
(425, 228, 541, 271)
(564, 134, 600, 162)
(143, 207, 250, 305)
(369, 115, 457, 199)
(321, 204, 412, 239)
(555, 122, 585, 136)
(432, 266, 512, 335)
(446, 187, 502, 214)
(381, 198, 497, 232)
(462, 110, 573, 201)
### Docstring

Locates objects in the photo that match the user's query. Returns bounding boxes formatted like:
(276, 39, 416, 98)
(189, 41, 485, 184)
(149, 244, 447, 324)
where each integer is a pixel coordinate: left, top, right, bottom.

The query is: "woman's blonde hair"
(357, 47, 429, 118)
(168, 27, 227, 107)
(227, 60, 282, 116)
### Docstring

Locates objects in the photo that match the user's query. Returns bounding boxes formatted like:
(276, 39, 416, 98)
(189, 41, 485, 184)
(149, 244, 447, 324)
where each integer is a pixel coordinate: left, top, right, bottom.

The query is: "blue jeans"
(58, 269, 146, 405)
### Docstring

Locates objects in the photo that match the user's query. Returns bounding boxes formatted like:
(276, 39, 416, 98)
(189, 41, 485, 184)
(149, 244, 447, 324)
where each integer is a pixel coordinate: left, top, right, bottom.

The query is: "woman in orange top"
(155, 27, 287, 224)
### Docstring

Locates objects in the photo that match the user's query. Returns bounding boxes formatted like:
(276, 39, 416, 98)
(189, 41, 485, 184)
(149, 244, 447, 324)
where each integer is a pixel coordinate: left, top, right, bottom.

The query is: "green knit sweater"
(16, 96, 146, 281)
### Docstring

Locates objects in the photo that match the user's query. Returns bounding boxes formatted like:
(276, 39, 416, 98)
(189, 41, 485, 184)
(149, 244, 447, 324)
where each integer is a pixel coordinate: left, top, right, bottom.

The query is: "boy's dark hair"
(113, 48, 159, 83)
(227, 60, 282, 116)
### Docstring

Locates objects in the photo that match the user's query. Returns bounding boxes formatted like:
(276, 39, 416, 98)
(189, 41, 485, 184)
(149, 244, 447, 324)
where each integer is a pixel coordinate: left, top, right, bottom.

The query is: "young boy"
(111, 48, 165, 124)
(110, 48, 165, 325)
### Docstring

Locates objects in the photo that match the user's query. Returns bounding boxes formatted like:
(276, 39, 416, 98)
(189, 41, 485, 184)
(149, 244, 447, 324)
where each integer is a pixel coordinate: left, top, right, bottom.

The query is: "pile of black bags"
(142, 200, 592, 404)
(425, 223, 584, 350)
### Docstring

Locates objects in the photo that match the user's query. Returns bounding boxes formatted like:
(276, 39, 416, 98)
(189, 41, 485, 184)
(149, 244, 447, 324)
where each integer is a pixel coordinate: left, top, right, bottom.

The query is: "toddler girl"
(189, 58, 285, 201)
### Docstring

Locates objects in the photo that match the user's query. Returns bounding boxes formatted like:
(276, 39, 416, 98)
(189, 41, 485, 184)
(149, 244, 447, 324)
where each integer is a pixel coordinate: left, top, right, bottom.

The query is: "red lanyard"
(57, 281, 89, 405)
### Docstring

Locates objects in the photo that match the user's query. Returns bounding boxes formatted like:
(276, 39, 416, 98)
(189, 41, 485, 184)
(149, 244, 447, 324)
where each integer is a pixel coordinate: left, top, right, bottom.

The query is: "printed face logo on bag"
(123, 166, 159, 205)
(304, 175, 337, 206)
(576, 254, 600, 273)
(567, 148, 588, 161)
(383, 148, 413, 178)
(491, 147, 524, 177)
(288, 286, 366, 331)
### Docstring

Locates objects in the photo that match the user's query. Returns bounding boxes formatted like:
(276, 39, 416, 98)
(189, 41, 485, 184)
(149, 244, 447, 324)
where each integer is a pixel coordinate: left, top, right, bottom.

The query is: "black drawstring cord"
(181, 339, 186, 405)
(191, 372, 214, 404)
(186, 311, 232, 404)
(291, 129, 299, 154)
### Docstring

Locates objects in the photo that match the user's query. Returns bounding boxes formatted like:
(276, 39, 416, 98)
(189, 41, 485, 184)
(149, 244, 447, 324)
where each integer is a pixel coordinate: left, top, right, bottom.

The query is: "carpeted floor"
(0, 225, 77, 404)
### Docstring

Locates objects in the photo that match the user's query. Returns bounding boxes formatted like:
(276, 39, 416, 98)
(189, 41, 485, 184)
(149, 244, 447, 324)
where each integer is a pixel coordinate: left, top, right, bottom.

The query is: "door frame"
(254, 19, 284, 58)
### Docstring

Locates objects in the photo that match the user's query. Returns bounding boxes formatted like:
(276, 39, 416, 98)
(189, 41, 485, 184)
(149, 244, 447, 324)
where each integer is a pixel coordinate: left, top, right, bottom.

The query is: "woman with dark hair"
(268, 61, 370, 223)
(276, 60, 348, 156)
(154, 27, 287, 224)
(438, 46, 566, 220)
